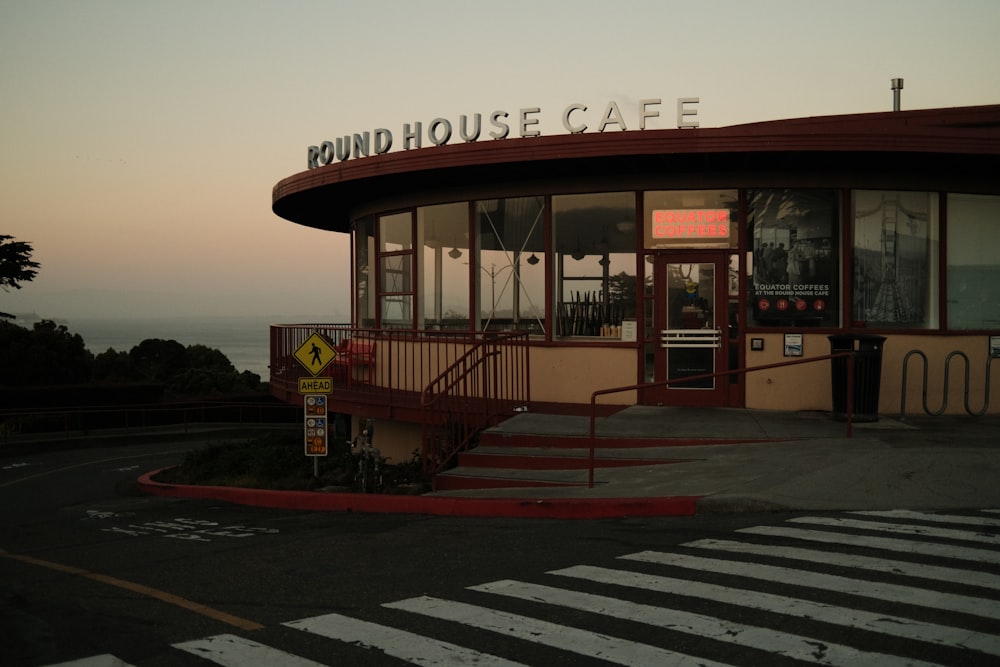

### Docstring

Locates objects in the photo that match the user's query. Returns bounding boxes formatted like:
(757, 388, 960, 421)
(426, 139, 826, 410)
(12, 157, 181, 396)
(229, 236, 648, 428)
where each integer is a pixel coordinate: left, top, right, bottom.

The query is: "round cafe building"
(269, 98, 1000, 462)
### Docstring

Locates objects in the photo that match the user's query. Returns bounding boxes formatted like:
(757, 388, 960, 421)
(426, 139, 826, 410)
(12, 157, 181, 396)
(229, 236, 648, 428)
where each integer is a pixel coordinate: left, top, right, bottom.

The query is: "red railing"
(587, 352, 858, 488)
(420, 331, 530, 474)
(270, 326, 530, 473)
(270, 326, 500, 403)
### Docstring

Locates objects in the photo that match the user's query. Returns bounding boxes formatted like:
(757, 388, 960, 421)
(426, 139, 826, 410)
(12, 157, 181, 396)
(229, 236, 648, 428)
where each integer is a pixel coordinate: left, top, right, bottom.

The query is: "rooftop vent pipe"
(891, 78, 904, 111)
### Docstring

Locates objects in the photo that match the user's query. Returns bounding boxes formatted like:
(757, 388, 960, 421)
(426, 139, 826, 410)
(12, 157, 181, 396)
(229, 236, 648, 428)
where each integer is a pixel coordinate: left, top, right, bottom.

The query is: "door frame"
(644, 250, 732, 407)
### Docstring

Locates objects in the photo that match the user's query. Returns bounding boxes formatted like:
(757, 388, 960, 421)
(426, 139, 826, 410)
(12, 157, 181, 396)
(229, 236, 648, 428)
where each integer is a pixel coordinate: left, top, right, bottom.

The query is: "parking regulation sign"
(304, 394, 328, 456)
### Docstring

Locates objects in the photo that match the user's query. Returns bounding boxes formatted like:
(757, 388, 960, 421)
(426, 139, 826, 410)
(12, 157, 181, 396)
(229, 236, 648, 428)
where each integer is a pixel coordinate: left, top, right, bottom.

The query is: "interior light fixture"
(526, 253, 540, 265)
(448, 247, 462, 259)
(571, 247, 586, 261)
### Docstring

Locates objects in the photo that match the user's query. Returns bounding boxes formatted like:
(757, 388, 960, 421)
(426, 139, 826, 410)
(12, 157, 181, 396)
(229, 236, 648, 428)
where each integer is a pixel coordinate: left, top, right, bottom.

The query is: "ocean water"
(62, 315, 315, 378)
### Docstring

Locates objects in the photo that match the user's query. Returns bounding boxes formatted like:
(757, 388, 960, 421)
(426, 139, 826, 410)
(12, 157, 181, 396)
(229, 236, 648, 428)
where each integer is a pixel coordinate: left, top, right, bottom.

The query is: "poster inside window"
(852, 191, 938, 329)
(748, 189, 839, 327)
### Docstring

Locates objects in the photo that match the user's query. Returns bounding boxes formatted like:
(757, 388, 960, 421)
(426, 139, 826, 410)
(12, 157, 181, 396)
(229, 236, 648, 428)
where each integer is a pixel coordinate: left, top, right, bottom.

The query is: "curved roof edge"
(273, 104, 1000, 231)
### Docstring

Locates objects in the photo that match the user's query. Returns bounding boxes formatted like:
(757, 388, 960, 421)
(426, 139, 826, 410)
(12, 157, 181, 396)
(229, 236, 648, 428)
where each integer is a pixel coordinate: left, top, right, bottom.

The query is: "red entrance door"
(646, 252, 733, 407)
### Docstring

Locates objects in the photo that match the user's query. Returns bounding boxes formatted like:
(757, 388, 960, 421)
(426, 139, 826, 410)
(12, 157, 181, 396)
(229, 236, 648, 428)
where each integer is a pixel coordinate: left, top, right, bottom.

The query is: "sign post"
(293, 332, 338, 475)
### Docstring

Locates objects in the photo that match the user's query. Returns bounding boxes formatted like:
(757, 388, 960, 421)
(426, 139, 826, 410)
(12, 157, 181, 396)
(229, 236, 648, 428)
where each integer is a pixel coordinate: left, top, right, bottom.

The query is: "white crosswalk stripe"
(684, 537, 1000, 590)
(738, 524, 1000, 564)
(284, 612, 529, 666)
(471, 578, 940, 666)
(549, 563, 1000, 656)
(789, 515, 1000, 546)
(853, 509, 1000, 528)
(173, 633, 325, 666)
(44, 509, 1000, 666)
(385, 595, 736, 667)
(621, 549, 999, 619)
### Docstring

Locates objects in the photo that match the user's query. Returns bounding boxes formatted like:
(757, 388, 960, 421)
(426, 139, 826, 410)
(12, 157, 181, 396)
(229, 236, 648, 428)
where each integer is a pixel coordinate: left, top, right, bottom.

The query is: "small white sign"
(784, 333, 803, 357)
(621, 320, 637, 342)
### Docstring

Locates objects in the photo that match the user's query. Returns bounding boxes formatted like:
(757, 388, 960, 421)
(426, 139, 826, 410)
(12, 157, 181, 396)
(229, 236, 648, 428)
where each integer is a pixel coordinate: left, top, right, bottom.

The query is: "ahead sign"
(299, 377, 333, 394)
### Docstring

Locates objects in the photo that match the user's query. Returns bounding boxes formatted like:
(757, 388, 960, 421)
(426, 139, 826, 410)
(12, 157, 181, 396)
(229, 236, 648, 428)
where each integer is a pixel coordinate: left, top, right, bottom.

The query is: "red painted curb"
(137, 470, 699, 519)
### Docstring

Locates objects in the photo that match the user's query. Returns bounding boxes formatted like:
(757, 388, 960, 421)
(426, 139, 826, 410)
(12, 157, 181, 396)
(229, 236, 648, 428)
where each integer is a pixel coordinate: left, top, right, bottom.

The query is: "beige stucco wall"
(358, 418, 420, 464)
(529, 345, 640, 405)
(743, 333, 1000, 416)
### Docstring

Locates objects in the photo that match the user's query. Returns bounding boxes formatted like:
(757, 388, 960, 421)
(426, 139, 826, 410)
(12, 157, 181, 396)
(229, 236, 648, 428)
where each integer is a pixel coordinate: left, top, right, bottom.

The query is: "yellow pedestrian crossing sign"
(293, 333, 337, 376)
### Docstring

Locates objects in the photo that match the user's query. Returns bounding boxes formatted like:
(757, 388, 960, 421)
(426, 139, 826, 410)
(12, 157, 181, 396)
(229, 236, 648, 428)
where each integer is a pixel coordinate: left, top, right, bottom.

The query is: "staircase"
(431, 407, 783, 492)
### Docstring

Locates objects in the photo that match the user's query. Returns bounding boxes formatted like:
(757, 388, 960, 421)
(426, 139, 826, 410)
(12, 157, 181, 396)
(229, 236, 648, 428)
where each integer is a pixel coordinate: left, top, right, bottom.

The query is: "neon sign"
(651, 210, 731, 239)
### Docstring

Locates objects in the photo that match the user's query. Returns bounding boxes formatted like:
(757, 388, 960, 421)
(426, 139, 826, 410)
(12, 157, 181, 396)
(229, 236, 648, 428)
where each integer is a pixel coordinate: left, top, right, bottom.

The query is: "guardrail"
(900, 350, 998, 418)
(0, 399, 300, 443)
(586, 352, 857, 488)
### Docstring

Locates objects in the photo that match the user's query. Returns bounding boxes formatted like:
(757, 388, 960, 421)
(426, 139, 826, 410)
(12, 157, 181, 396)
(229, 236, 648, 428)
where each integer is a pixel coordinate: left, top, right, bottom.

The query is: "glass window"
(378, 212, 414, 328)
(476, 197, 546, 334)
(853, 191, 938, 328)
(353, 216, 375, 328)
(947, 193, 1000, 330)
(419, 203, 470, 330)
(748, 189, 840, 327)
(553, 192, 637, 337)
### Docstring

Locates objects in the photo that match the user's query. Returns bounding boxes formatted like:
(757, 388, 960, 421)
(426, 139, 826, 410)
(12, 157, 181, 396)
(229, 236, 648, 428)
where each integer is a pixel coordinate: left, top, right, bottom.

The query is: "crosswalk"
(50, 509, 1000, 666)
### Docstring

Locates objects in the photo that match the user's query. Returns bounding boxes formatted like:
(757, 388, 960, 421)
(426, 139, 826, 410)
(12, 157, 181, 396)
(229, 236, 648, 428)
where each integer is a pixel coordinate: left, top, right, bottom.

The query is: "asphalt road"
(2, 435, 998, 666)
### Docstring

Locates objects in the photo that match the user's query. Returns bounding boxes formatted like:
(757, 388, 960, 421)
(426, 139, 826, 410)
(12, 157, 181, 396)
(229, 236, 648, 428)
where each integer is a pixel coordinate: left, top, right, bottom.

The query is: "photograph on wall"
(749, 189, 839, 326)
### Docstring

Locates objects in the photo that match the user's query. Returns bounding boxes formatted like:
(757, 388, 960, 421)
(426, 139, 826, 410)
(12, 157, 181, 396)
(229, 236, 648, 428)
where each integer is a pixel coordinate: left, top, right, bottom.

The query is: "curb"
(137, 470, 700, 519)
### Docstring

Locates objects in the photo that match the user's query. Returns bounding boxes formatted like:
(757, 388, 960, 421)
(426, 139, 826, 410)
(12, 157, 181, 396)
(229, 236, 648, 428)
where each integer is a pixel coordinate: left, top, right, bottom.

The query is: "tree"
(1, 235, 41, 320)
(0, 319, 93, 386)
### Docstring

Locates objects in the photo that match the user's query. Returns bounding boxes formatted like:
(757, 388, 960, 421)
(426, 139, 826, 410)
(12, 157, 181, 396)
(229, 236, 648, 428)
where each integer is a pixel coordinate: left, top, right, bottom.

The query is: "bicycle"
(351, 418, 382, 493)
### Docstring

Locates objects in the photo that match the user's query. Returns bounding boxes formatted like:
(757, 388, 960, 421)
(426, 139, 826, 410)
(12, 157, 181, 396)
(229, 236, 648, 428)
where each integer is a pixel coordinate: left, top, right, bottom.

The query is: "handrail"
(587, 352, 857, 488)
(900, 350, 996, 418)
(420, 331, 529, 475)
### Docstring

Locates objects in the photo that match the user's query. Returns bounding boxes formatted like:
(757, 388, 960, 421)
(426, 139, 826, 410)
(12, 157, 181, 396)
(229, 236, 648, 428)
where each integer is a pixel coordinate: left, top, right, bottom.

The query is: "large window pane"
(748, 189, 839, 327)
(947, 193, 1000, 330)
(476, 197, 545, 334)
(378, 211, 413, 328)
(853, 191, 938, 328)
(379, 255, 412, 326)
(553, 192, 637, 337)
(419, 202, 470, 330)
(353, 216, 375, 328)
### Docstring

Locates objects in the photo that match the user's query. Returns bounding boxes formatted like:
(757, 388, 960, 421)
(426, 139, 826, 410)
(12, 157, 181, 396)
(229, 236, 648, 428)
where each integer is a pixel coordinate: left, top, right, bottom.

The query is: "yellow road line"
(0, 548, 264, 631)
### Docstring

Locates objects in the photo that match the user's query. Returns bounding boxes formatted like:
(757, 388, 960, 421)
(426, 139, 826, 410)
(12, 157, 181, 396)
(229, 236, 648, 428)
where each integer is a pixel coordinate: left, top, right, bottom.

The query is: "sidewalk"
(137, 408, 1000, 519)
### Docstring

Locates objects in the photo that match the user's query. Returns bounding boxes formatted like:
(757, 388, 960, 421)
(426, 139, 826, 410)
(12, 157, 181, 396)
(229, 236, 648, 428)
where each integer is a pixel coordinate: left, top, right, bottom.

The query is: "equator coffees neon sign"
(307, 97, 700, 169)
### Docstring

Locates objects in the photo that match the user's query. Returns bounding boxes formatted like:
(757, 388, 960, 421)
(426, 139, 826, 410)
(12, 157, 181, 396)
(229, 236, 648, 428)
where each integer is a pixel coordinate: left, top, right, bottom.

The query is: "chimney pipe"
(891, 78, 904, 111)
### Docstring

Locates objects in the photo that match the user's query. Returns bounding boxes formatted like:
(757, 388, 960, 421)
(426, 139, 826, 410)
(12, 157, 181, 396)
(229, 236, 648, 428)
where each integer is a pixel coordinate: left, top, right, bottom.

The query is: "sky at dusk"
(2, 0, 998, 321)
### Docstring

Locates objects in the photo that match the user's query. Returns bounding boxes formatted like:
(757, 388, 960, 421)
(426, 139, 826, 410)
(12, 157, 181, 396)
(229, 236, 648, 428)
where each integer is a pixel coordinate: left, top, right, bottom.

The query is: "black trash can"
(828, 334, 886, 422)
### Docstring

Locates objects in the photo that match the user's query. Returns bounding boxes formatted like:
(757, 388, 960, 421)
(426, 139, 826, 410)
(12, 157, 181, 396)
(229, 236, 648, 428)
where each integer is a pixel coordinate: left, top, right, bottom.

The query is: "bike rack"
(899, 349, 997, 418)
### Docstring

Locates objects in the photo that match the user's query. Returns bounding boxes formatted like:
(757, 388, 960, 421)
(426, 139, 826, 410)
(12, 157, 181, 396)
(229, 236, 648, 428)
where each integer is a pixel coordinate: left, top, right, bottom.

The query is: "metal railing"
(586, 352, 858, 488)
(270, 326, 530, 475)
(0, 399, 300, 443)
(270, 325, 503, 404)
(900, 350, 998, 418)
(420, 331, 530, 475)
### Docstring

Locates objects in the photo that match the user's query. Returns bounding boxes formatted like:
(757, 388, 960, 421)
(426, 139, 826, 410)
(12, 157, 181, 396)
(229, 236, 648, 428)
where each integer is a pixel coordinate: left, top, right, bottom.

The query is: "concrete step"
(457, 446, 684, 470)
(434, 445, 688, 492)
